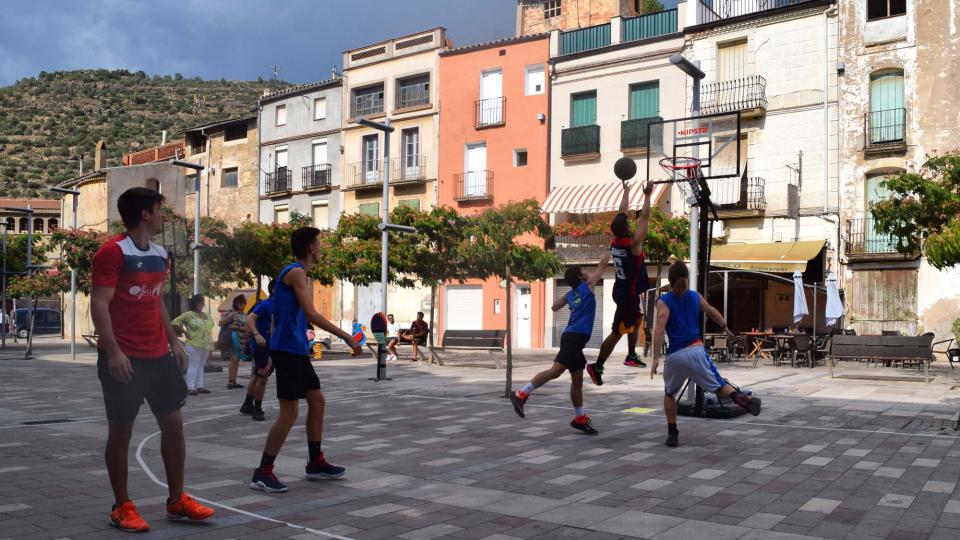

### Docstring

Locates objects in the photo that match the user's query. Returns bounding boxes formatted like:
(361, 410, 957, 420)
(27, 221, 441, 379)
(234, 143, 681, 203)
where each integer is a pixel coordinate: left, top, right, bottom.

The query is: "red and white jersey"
(92, 234, 170, 358)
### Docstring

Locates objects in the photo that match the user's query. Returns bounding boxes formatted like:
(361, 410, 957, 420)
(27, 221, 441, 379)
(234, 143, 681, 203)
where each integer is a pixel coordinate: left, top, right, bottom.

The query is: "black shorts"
(252, 347, 272, 377)
(612, 295, 640, 335)
(270, 349, 321, 400)
(97, 350, 187, 423)
(555, 332, 590, 372)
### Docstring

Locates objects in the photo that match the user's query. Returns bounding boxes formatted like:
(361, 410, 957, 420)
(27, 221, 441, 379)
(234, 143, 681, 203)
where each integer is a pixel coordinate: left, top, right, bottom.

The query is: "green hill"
(0, 69, 287, 197)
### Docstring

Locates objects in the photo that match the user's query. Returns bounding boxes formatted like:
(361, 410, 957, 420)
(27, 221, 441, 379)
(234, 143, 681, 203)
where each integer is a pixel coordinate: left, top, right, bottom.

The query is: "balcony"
(695, 0, 812, 26)
(351, 91, 384, 120)
(622, 9, 678, 43)
(701, 75, 767, 116)
(475, 97, 506, 129)
(553, 234, 610, 262)
(559, 23, 611, 56)
(302, 164, 332, 191)
(845, 218, 916, 261)
(392, 155, 428, 185)
(620, 116, 663, 154)
(345, 161, 382, 191)
(264, 169, 291, 196)
(710, 177, 766, 219)
(396, 81, 430, 111)
(561, 125, 601, 161)
(864, 108, 907, 155)
(454, 170, 494, 202)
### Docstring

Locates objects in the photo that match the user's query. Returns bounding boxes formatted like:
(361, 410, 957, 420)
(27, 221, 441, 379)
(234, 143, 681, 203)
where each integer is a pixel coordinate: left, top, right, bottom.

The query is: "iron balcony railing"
(560, 23, 611, 55)
(846, 218, 902, 256)
(346, 161, 382, 189)
(561, 125, 601, 157)
(710, 176, 766, 213)
(865, 108, 907, 150)
(695, 0, 810, 25)
(392, 155, 427, 182)
(621, 116, 663, 150)
(352, 91, 384, 119)
(302, 164, 332, 190)
(553, 234, 610, 261)
(265, 169, 291, 194)
(701, 75, 767, 115)
(396, 82, 430, 109)
(454, 170, 494, 201)
(622, 9, 678, 42)
(475, 97, 506, 128)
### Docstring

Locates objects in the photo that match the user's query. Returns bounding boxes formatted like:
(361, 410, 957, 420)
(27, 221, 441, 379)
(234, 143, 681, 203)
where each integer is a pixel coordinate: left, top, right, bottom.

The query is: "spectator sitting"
(399, 311, 429, 362)
(385, 314, 400, 361)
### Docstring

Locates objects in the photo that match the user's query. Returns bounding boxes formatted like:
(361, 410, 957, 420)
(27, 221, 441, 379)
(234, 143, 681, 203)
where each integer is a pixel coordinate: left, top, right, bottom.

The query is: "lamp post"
(1, 221, 7, 350)
(49, 186, 80, 359)
(171, 159, 204, 295)
(3, 206, 34, 358)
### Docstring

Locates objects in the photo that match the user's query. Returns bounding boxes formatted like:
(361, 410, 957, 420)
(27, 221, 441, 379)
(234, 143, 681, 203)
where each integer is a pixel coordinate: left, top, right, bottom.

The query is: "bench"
(436, 330, 508, 368)
(828, 334, 935, 383)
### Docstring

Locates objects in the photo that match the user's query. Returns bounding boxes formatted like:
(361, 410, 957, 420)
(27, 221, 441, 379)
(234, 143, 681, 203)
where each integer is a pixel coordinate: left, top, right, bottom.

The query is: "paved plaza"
(2, 340, 960, 539)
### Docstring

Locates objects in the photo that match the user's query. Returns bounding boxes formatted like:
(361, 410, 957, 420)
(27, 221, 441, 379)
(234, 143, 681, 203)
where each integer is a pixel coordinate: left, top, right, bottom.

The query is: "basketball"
(614, 157, 637, 181)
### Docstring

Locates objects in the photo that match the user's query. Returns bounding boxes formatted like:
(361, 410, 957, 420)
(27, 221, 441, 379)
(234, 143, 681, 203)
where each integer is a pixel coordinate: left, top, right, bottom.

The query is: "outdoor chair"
(708, 335, 729, 363)
(773, 336, 794, 367)
(933, 338, 960, 370)
(815, 335, 832, 366)
(754, 337, 777, 367)
(792, 334, 814, 368)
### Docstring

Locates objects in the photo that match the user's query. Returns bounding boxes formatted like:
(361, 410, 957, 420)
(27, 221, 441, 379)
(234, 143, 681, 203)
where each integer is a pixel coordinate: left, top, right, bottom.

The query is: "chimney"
(94, 140, 108, 169)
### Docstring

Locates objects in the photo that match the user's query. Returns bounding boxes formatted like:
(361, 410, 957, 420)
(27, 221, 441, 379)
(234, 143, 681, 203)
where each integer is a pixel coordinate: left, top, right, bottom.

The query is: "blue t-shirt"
(250, 298, 273, 354)
(269, 263, 309, 356)
(564, 282, 596, 336)
(661, 290, 702, 354)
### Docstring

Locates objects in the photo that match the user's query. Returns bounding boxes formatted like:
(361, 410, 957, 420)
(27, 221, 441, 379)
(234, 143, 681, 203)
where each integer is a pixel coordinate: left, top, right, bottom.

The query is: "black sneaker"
(252, 407, 265, 421)
(510, 392, 527, 418)
(239, 403, 254, 415)
(570, 416, 599, 435)
(250, 465, 287, 493)
(624, 353, 647, 368)
(305, 454, 345, 480)
(666, 431, 679, 447)
(227, 382, 243, 389)
(187, 389, 199, 396)
(734, 394, 762, 416)
(586, 363, 604, 386)
(196, 388, 210, 395)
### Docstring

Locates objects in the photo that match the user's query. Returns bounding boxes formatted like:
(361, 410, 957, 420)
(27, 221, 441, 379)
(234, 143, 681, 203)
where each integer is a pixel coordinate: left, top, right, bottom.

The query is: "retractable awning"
(541, 180, 667, 214)
(710, 240, 826, 273)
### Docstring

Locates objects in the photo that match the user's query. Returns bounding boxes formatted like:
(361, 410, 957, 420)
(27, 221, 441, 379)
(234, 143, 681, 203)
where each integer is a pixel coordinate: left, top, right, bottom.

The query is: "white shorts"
(663, 345, 726, 396)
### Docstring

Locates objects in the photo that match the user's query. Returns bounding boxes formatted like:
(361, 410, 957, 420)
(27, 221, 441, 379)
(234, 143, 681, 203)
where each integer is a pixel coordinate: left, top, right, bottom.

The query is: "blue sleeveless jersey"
(269, 262, 309, 356)
(661, 290, 702, 355)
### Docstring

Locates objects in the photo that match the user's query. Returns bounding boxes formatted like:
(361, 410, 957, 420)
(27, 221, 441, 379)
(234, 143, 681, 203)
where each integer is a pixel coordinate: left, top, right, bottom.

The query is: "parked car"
(14, 308, 62, 339)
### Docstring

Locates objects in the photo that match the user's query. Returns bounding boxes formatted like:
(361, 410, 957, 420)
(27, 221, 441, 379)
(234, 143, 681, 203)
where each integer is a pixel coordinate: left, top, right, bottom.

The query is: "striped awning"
(541, 181, 667, 214)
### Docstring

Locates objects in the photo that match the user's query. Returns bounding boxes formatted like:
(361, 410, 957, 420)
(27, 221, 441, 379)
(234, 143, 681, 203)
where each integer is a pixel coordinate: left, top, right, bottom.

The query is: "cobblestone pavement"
(2, 340, 960, 539)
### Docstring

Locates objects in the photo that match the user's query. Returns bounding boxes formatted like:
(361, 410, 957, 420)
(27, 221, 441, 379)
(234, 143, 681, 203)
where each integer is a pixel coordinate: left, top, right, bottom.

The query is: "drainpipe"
(823, 5, 837, 213)
(256, 102, 263, 224)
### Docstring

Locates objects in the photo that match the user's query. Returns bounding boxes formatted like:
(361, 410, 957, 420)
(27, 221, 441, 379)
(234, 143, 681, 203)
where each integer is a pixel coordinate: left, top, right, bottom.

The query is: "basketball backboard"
(644, 111, 743, 185)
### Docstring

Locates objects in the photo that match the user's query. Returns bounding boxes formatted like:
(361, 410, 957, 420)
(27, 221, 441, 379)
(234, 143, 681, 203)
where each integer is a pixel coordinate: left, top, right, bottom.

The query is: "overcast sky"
(0, 0, 518, 87)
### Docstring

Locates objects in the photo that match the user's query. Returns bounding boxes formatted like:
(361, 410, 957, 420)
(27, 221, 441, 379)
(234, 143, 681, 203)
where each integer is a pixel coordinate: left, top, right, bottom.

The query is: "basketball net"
(658, 156, 702, 200)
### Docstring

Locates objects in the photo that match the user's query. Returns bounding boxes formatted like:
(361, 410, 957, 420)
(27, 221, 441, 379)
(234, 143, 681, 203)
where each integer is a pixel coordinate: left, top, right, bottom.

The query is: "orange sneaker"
(166, 492, 215, 521)
(109, 500, 150, 532)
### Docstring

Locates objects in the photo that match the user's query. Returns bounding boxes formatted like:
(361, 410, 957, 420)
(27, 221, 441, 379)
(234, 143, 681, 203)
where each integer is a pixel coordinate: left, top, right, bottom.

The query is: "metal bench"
(436, 330, 507, 368)
(828, 334, 936, 383)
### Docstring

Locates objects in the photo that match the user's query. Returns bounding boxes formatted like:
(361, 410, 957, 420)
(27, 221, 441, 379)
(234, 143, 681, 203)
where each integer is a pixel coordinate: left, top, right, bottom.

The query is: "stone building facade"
(517, 0, 646, 36)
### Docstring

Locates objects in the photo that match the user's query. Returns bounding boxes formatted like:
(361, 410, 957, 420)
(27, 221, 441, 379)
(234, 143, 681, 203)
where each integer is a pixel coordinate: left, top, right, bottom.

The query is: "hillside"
(0, 69, 287, 197)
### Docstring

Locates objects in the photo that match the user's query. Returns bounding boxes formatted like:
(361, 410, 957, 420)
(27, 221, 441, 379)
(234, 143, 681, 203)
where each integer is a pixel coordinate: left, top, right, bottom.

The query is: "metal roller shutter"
(446, 286, 483, 330)
(553, 278, 605, 349)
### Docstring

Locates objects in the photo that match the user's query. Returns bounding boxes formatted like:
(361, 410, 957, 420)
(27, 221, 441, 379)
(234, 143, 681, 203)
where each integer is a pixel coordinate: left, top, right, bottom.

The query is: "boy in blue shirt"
(511, 252, 610, 434)
(241, 280, 276, 422)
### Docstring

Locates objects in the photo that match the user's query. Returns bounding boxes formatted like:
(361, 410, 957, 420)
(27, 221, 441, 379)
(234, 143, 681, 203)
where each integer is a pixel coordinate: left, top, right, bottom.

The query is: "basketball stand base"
(676, 383, 747, 419)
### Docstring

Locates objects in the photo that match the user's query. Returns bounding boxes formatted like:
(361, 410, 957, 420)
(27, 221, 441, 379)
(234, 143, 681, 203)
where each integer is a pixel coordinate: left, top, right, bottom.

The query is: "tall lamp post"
(49, 186, 80, 359)
(3, 207, 34, 358)
(1, 221, 7, 350)
(171, 159, 204, 295)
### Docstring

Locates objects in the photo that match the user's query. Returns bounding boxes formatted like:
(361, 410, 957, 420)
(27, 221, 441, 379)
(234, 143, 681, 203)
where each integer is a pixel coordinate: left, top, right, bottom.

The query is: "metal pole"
(70, 193, 77, 359)
(194, 156, 203, 295)
(689, 204, 699, 292)
(380, 120, 391, 323)
(1, 224, 6, 350)
(723, 271, 729, 322)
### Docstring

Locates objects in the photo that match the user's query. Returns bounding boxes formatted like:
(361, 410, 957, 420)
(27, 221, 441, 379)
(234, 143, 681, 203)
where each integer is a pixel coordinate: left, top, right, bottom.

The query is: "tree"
(325, 211, 419, 287)
(871, 153, 960, 269)
(465, 200, 563, 397)
(228, 221, 297, 293)
(645, 207, 690, 293)
(639, 0, 665, 14)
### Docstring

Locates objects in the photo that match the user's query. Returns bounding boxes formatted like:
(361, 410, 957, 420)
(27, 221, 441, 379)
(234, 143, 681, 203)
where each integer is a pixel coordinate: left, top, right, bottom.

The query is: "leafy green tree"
(645, 208, 689, 293)
(639, 0, 665, 14)
(228, 221, 297, 292)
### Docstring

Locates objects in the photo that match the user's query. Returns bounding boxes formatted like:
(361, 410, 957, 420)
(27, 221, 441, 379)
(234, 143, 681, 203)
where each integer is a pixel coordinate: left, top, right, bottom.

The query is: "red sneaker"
(166, 492, 215, 521)
(109, 500, 150, 532)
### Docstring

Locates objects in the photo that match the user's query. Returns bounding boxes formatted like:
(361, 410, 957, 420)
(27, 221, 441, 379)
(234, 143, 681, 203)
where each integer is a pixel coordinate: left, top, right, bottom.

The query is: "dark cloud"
(0, 0, 517, 86)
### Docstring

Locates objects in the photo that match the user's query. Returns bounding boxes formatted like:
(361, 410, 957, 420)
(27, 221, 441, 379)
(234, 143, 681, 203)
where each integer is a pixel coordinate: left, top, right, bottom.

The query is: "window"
(543, 0, 561, 19)
(869, 70, 905, 144)
(464, 143, 488, 197)
(48, 218, 58, 231)
(312, 202, 329, 229)
(314, 97, 326, 120)
(358, 202, 379, 217)
(312, 140, 328, 166)
(525, 65, 545, 95)
(224, 123, 247, 141)
(629, 81, 659, 119)
(18, 217, 26, 232)
(514, 149, 528, 167)
(398, 199, 420, 210)
(5, 217, 14, 232)
(222, 167, 238, 188)
(362, 134, 379, 182)
(867, 0, 906, 21)
(273, 205, 289, 224)
(189, 134, 206, 154)
(400, 128, 421, 180)
(717, 40, 748, 82)
(352, 84, 384, 118)
(570, 91, 597, 127)
(186, 173, 197, 193)
(275, 105, 286, 126)
(148, 179, 161, 193)
(396, 74, 430, 109)
(33, 218, 44, 233)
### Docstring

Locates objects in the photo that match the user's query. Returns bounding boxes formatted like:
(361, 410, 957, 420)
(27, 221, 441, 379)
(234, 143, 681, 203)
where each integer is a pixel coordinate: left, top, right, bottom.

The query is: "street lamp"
(49, 186, 80, 359)
(171, 159, 204, 296)
(3, 206, 34, 358)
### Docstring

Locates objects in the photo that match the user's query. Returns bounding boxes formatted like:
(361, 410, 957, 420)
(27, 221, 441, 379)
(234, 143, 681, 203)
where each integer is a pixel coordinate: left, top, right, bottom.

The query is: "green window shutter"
(571, 92, 597, 127)
(870, 72, 904, 142)
(398, 198, 420, 210)
(359, 202, 379, 216)
(629, 82, 659, 120)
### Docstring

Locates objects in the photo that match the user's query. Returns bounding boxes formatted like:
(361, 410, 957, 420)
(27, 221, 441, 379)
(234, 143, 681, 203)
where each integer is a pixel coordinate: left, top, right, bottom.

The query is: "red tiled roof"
(0, 198, 61, 210)
(122, 141, 186, 166)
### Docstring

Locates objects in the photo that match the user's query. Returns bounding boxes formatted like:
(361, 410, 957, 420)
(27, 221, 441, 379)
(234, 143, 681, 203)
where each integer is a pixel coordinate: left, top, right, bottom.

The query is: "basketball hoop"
(659, 156, 702, 198)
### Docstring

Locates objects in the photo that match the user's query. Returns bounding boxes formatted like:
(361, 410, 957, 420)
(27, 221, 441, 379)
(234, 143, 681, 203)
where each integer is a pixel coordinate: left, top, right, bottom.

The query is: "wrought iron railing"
(865, 108, 906, 150)
(695, 0, 811, 25)
(346, 161, 381, 189)
(454, 170, 494, 201)
(622, 9, 678, 42)
(553, 234, 610, 261)
(393, 155, 427, 182)
(846, 218, 902, 256)
(265, 169, 291, 194)
(475, 97, 506, 128)
(701, 75, 767, 114)
(710, 176, 766, 212)
(396, 82, 430, 109)
(561, 125, 601, 157)
(352, 91, 384, 119)
(560, 23, 611, 55)
(621, 116, 663, 150)
(302, 164, 332, 190)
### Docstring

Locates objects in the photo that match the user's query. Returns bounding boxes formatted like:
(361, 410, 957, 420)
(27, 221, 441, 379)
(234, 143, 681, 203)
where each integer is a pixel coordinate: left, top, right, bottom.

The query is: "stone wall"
(519, 0, 638, 36)
(183, 120, 259, 226)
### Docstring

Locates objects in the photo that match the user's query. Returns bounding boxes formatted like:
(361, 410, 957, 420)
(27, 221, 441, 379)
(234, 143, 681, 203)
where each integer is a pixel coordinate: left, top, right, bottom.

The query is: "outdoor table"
(741, 331, 774, 362)
(772, 334, 795, 365)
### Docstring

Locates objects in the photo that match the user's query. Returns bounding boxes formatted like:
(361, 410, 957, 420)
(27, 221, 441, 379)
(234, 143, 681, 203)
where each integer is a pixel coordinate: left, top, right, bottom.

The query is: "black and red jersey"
(610, 237, 645, 301)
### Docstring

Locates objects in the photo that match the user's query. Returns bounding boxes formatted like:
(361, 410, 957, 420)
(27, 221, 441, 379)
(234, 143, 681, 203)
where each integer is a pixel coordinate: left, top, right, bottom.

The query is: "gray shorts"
(663, 345, 726, 396)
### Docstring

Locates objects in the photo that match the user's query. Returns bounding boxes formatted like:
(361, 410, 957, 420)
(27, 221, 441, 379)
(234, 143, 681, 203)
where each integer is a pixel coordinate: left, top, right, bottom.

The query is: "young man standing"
(250, 227, 362, 493)
(511, 253, 610, 434)
(241, 281, 276, 422)
(651, 262, 762, 447)
(586, 179, 653, 385)
(91, 187, 214, 532)
(399, 311, 429, 362)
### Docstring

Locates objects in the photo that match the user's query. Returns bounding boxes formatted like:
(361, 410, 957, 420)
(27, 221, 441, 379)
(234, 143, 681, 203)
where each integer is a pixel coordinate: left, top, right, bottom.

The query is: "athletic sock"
(259, 453, 276, 469)
(308, 441, 323, 463)
(574, 406, 584, 417)
(243, 394, 254, 407)
(520, 382, 535, 395)
(253, 400, 262, 409)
